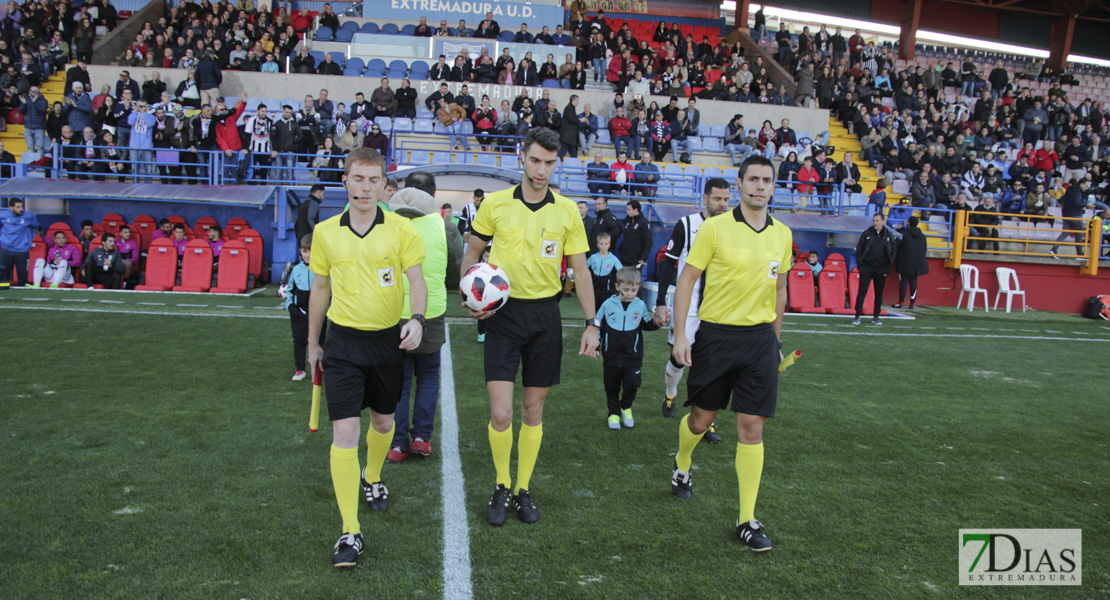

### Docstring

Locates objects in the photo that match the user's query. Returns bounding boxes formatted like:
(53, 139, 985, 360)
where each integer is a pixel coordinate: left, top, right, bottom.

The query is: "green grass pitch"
(0, 289, 1107, 599)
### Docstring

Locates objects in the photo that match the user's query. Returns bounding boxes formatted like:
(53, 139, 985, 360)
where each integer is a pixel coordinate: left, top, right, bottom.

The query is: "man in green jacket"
(386, 172, 463, 461)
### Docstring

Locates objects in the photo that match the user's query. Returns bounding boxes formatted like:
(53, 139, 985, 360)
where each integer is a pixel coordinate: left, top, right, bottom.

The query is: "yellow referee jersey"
(685, 206, 792, 326)
(470, 185, 588, 300)
(310, 209, 426, 330)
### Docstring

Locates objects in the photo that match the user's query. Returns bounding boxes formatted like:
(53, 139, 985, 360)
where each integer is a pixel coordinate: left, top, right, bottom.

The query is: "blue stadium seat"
(709, 124, 726, 138)
(409, 61, 429, 77)
(722, 167, 739, 181)
(262, 98, 281, 112)
(662, 164, 686, 182)
(280, 98, 300, 111)
(309, 51, 325, 65)
(461, 121, 473, 134)
(246, 97, 263, 112)
(334, 28, 354, 42)
(367, 59, 387, 73)
(499, 153, 517, 168)
(414, 118, 435, 134)
(447, 28, 458, 36)
(364, 69, 384, 78)
(329, 52, 346, 65)
(375, 116, 392, 131)
(415, 107, 433, 120)
(703, 167, 723, 180)
(400, 24, 416, 35)
(686, 137, 704, 152)
(562, 157, 584, 174)
(673, 182, 697, 201)
(343, 67, 363, 77)
(596, 130, 611, 145)
(409, 150, 431, 166)
(359, 22, 379, 33)
(340, 20, 358, 31)
(433, 151, 453, 165)
(656, 180, 675, 200)
(542, 79, 561, 88)
(388, 60, 408, 74)
(498, 31, 514, 41)
(380, 23, 399, 35)
(345, 57, 365, 72)
(702, 137, 723, 152)
(386, 71, 406, 80)
(433, 122, 447, 134)
(315, 26, 334, 41)
(567, 174, 589, 194)
(476, 153, 497, 167)
(393, 118, 413, 133)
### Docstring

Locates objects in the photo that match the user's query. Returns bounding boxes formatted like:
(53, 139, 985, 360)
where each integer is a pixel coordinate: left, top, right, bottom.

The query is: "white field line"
(439, 324, 473, 600)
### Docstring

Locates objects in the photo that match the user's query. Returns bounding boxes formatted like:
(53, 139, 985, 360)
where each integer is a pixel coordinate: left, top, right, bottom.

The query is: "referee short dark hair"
(738, 155, 774, 181)
(344, 147, 386, 176)
(523, 127, 559, 155)
(405, 171, 436, 196)
(704, 177, 730, 196)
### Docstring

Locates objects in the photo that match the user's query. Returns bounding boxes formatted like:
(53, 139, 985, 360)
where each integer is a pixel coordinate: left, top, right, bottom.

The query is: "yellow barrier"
(946, 210, 1100, 276)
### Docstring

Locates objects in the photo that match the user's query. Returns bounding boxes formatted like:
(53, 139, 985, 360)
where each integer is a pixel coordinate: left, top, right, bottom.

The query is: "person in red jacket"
(609, 150, 635, 195)
(795, 155, 821, 212)
(217, 92, 248, 183)
(471, 95, 497, 151)
(608, 106, 633, 158)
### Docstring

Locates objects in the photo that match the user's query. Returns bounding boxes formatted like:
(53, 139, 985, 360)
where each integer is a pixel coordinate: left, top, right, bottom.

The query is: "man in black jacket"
(968, 195, 1001, 251)
(271, 104, 302, 184)
(594, 196, 622, 252)
(295, 184, 325, 244)
(619, 199, 652, 269)
(853, 212, 897, 325)
(894, 216, 929, 308)
(579, 201, 598, 255)
(81, 232, 126, 289)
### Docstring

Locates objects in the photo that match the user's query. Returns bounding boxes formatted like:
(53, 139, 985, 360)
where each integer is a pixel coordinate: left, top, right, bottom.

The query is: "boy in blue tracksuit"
(281, 234, 324, 381)
(586, 231, 622, 311)
(598, 266, 660, 430)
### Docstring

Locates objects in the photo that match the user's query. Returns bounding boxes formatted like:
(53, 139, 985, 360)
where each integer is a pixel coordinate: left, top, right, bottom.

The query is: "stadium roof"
(0, 178, 278, 207)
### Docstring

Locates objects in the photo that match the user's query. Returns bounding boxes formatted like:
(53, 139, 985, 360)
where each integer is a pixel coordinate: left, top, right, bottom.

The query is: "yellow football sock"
(736, 442, 765, 523)
(488, 422, 513, 489)
(676, 413, 705, 472)
(330, 444, 361, 534)
(364, 422, 394, 483)
(514, 422, 543, 494)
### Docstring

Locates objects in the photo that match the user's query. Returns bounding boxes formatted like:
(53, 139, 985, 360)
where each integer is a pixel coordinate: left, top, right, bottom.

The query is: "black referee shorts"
(323, 323, 404, 421)
(484, 297, 562, 388)
(685, 322, 779, 417)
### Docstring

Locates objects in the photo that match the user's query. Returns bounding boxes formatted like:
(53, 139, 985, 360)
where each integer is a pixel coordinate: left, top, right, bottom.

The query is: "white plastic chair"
(956, 264, 990, 312)
(993, 267, 1027, 313)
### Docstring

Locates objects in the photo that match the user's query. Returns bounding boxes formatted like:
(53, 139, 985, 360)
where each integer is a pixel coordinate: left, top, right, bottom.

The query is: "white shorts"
(666, 295, 702, 347)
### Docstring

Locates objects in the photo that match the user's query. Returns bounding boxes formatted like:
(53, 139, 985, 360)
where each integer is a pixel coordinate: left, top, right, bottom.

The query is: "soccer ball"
(460, 263, 510, 313)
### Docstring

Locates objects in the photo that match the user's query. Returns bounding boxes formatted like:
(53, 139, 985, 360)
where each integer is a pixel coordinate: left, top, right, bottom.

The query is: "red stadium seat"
(135, 239, 177, 291)
(238, 228, 264, 287)
(819, 269, 852, 314)
(132, 215, 157, 252)
(92, 223, 105, 236)
(226, 217, 250, 239)
(46, 221, 74, 240)
(168, 215, 187, 227)
(194, 216, 219, 239)
(28, 236, 47, 286)
(823, 253, 847, 274)
(119, 10, 132, 20)
(101, 213, 125, 235)
(211, 241, 250, 293)
(787, 262, 823, 313)
(173, 239, 214, 292)
(848, 268, 888, 317)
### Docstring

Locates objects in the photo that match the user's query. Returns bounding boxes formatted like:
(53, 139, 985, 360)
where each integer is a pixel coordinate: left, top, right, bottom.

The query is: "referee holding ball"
(669, 155, 792, 552)
(460, 127, 600, 526)
(307, 148, 428, 568)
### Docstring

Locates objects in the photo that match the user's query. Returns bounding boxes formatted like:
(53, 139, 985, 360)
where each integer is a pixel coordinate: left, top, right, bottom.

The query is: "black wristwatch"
(585, 318, 600, 328)
(411, 313, 426, 328)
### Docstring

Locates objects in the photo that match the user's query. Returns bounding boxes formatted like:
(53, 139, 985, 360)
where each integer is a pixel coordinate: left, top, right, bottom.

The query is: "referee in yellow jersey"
(460, 127, 600, 526)
(306, 148, 428, 568)
(669, 155, 792, 552)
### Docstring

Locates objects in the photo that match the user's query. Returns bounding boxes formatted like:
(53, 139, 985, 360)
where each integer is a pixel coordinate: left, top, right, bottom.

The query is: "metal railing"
(946, 209, 1102, 275)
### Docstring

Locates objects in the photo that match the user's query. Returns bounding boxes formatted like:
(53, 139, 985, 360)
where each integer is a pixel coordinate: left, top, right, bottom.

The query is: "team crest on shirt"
(767, 261, 781, 279)
(633, 312, 641, 324)
(541, 239, 559, 258)
(378, 266, 395, 287)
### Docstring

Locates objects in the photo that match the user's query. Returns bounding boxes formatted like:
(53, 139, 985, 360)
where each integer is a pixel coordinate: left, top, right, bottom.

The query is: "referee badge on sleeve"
(767, 261, 781, 279)
(378, 266, 395, 287)
(541, 240, 559, 259)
